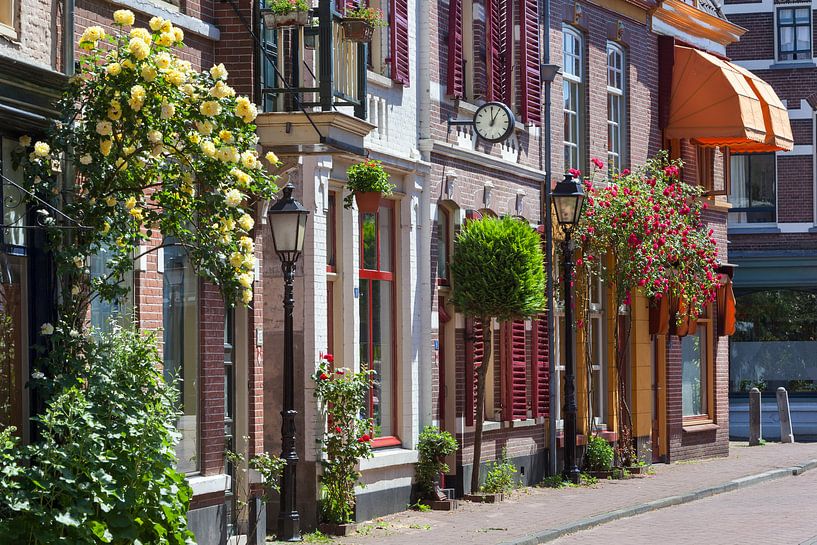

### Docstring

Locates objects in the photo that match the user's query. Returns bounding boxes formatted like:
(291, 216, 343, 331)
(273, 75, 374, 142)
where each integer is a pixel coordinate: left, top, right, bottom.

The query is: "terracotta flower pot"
(341, 18, 375, 42)
(354, 191, 382, 213)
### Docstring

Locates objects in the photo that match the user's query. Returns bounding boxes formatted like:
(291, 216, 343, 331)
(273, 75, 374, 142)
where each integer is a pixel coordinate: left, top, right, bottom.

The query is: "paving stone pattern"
(331, 442, 817, 545)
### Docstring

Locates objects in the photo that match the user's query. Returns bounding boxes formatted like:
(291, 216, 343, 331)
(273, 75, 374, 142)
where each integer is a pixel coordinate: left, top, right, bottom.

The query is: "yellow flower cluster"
(200, 101, 222, 117)
(34, 141, 50, 157)
(228, 233, 256, 303)
(230, 167, 252, 188)
(113, 9, 135, 26)
(210, 80, 235, 99)
(210, 63, 228, 80)
(79, 26, 105, 50)
(108, 99, 122, 120)
(224, 188, 243, 207)
(128, 37, 150, 60)
(129, 84, 146, 111)
(235, 96, 258, 124)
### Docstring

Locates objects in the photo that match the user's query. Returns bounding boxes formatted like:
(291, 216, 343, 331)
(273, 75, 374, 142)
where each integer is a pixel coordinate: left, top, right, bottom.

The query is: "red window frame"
(359, 200, 399, 448)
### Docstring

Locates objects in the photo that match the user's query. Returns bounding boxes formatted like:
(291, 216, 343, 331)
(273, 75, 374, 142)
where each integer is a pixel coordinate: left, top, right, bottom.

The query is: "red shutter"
(501, 319, 527, 421)
(518, 0, 541, 124)
(390, 0, 410, 86)
(485, 0, 510, 103)
(464, 317, 485, 426)
(530, 315, 549, 418)
(447, 0, 464, 98)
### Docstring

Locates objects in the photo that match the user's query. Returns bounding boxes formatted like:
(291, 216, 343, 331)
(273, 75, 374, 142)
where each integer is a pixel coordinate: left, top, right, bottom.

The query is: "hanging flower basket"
(261, 9, 310, 28)
(354, 191, 382, 213)
(341, 18, 375, 42)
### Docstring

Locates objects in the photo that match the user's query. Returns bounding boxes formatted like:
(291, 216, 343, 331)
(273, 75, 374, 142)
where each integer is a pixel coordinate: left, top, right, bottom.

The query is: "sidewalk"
(327, 442, 817, 545)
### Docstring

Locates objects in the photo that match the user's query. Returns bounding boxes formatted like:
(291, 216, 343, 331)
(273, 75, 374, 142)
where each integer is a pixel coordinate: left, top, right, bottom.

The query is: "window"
(563, 27, 583, 173)
(696, 146, 716, 192)
(588, 272, 607, 428)
(224, 308, 237, 536)
(606, 43, 625, 176)
(359, 201, 397, 443)
(436, 206, 450, 286)
(163, 243, 199, 473)
(730, 288, 817, 394)
(681, 310, 711, 419)
(2, 138, 26, 247)
(0, 254, 26, 435)
(89, 247, 123, 332)
(729, 153, 776, 223)
(0, 0, 16, 39)
(777, 6, 811, 61)
(367, 0, 391, 76)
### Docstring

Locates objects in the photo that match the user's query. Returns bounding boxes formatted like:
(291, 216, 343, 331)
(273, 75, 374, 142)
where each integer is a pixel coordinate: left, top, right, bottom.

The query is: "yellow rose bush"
(15, 12, 277, 318)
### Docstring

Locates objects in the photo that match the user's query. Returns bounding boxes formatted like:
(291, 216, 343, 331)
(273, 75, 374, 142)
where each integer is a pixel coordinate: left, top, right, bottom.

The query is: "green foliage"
(480, 450, 517, 494)
(266, 0, 311, 14)
(416, 426, 458, 499)
(343, 160, 395, 208)
(0, 324, 195, 544)
(539, 475, 568, 489)
(450, 216, 546, 322)
(345, 6, 387, 26)
(584, 435, 614, 472)
(408, 501, 431, 512)
(313, 356, 374, 524)
(302, 530, 335, 544)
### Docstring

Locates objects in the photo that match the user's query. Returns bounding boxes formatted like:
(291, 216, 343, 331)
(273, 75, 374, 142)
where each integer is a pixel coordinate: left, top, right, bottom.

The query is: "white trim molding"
(108, 0, 221, 40)
(187, 474, 229, 496)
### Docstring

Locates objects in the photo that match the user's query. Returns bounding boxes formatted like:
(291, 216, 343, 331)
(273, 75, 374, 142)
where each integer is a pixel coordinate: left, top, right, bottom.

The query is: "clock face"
(473, 102, 515, 143)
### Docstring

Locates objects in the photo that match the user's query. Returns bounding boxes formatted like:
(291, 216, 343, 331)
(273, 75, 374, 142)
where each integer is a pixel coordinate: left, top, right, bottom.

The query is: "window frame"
(436, 205, 451, 286)
(728, 152, 777, 225)
(358, 200, 400, 448)
(563, 26, 584, 174)
(776, 5, 812, 62)
(681, 308, 714, 424)
(0, 0, 17, 40)
(606, 42, 626, 177)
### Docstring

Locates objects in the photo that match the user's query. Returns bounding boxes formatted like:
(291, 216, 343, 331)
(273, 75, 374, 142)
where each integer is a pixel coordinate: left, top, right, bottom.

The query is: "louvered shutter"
(501, 319, 527, 421)
(390, 0, 410, 86)
(485, 0, 510, 103)
(447, 0, 464, 98)
(530, 315, 549, 417)
(518, 0, 541, 124)
(464, 317, 485, 426)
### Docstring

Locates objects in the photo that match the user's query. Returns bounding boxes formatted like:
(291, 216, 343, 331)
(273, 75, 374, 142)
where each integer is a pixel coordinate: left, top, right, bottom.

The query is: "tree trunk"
(470, 321, 492, 494)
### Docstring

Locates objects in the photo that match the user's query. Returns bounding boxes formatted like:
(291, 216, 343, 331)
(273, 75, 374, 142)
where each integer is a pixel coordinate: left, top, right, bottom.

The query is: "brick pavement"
(550, 465, 817, 545)
(329, 442, 817, 545)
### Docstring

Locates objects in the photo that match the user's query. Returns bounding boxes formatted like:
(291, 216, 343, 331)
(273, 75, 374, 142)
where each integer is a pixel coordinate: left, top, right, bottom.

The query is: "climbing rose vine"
(14, 11, 279, 323)
(573, 152, 720, 320)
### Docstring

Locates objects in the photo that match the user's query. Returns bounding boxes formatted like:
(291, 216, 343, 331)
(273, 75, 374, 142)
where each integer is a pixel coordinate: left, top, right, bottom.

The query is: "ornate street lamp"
(551, 173, 586, 485)
(267, 182, 309, 542)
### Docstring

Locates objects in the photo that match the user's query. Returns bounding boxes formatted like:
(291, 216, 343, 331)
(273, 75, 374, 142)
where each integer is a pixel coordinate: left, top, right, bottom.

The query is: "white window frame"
(0, 0, 17, 40)
(606, 42, 626, 177)
(775, 5, 812, 63)
(563, 26, 583, 173)
(728, 152, 778, 227)
(587, 271, 607, 430)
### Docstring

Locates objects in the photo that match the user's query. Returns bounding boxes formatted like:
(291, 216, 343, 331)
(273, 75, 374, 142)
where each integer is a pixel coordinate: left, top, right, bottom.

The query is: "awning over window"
(665, 46, 793, 152)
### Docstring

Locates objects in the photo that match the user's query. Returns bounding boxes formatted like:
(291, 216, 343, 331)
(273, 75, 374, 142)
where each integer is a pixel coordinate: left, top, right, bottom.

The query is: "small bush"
(585, 435, 614, 472)
(416, 426, 458, 500)
(481, 450, 517, 494)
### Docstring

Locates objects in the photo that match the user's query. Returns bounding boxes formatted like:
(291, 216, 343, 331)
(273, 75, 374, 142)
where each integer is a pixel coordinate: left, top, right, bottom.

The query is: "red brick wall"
(214, 0, 257, 100)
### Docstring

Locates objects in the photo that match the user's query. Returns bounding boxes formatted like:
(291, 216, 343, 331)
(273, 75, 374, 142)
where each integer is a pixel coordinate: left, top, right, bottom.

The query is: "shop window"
(777, 6, 811, 62)
(436, 206, 450, 286)
(359, 201, 397, 444)
(729, 153, 776, 224)
(606, 42, 626, 176)
(563, 26, 584, 173)
(681, 309, 711, 420)
(163, 242, 199, 473)
(730, 288, 817, 394)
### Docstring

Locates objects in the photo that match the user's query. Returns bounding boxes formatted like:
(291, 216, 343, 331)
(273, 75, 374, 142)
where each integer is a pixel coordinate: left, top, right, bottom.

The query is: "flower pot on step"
(318, 522, 358, 536)
(341, 18, 375, 42)
(354, 191, 382, 213)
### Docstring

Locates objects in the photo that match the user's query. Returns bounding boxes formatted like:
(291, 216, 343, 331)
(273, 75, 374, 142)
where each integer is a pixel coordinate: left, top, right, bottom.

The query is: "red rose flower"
(591, 157, 604, 170)
(323, 353, 334, 363)
(357, 434, 371, 443)
(336, 368, 345, 375)
(335, 426, 342, 433)
(320, 373, 329, 380)
(568, 168, 582, 178)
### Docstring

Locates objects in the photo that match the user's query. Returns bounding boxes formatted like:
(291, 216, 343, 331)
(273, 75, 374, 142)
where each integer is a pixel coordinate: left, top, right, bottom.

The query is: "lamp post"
(551, 173, 586, 485)
(267, 182, 309, 542)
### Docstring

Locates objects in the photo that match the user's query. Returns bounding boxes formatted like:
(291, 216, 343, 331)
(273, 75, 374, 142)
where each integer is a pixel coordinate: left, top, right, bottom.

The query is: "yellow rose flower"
(199, 101, 221, 117)
(149, 16, 164, 31)
(161, 20, 172, 33)
(106, 62, 122, 76)
(209, 80, 235, 99)
(265, 151, 279, 165)
(140, 65, 157, 82)
(80, 154, 92, 165)
(224, 188, 243, 207)
(128, 96, 144, 111)
(34, 141, 50, 157)
(238, 272, 254, 289)
(129, 207, 143, 221)
(100, 139, 113, 156)
(102, 222, 111, 234)
(155, 52, 172, 71)
(239, 236, 254, 253)
(222, 218, 236, 231)
(219, 129, 233, 143)
(180, 83, 195, 96)
(229, 252, 244, 269)
(121, 59, 135, 70)
(241, 150, 258, 169)
(238, 214, 255, 231)
(147, 130, 162, 144)
(113, 9, 135, 26)
(156, 32, 173, 47)
(107, 100, 122, 121)
(210, 63, 228, 80)
(128, 38, 150, 60)
(218, 146, 239, 163)
(19, 135, 31, 147)
(188, 132, 201, 144)
(241, 289, 253, 304)
(200, 140, 216, 157)
(166, 70, 185, 86)
(160, 100, 175, 120)
(124, 196, 137, 209)
(96, 121, 112, 136)
(195, 120, 214, 135)
(172, 27, 184, 43)
(123, 145, 136, 156)
(105, 195, 117, 207)
(131, 84, 146, 100)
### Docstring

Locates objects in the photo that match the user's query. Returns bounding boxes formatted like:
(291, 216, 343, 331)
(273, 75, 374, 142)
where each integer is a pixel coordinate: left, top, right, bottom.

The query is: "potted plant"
(464, 449, 517, 503)
(416, 426, 459, 510)
(344, 159, 395, 212)
(584, 435, 615, 479)
(261, 0, 311, 28)
(341, 5, 387, 43)
(313, 354, 374, 536)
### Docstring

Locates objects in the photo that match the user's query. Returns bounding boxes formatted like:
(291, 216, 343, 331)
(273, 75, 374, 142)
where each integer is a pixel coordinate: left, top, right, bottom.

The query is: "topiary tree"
(450, 215, 545, 494)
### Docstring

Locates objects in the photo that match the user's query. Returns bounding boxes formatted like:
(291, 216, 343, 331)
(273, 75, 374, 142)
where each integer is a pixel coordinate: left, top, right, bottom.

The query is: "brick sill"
(682, 421, 720, 434)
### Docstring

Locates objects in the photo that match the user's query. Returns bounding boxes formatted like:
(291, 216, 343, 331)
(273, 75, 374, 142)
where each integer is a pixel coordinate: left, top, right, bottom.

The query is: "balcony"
(256, 1, 375, 157)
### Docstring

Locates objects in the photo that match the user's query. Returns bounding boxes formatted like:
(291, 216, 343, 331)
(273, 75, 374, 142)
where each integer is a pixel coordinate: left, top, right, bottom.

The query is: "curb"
(500, 458, 817, 545)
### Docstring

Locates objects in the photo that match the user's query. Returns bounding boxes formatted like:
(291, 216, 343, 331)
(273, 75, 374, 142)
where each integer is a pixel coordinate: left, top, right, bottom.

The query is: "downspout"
(63, 0, 74, 76)
(417, 0, 432, 162)
(539, 0, 559, 477)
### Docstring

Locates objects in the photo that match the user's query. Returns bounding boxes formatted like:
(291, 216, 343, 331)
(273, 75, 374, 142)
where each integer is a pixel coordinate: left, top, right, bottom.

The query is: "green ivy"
(0, 324, 195, 544)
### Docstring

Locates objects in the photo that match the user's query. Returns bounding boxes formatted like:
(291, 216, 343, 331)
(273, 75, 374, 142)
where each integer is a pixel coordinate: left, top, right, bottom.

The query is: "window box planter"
(318, 522, 358, 536)
(354, 191, 382, 213)
(463, 492, 504, 503)
(341, 18, 375, 42)
(261, 9, 310, 28)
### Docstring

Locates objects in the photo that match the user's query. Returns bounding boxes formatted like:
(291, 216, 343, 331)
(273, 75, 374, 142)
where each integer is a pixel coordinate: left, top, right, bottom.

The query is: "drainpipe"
(63, 0, 74, 76)
(417, 0, 431, 162)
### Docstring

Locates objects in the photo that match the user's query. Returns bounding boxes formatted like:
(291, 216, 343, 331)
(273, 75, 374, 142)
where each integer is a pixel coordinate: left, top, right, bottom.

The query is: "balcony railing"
(260, 1, 368, 120)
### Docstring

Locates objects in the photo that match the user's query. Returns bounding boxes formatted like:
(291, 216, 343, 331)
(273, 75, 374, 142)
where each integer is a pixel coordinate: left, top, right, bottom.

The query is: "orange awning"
(665, 46, 792, 152)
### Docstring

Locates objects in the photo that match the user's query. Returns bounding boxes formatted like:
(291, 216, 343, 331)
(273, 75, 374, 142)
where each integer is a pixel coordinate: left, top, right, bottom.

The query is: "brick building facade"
(724, 0, 817, 440)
